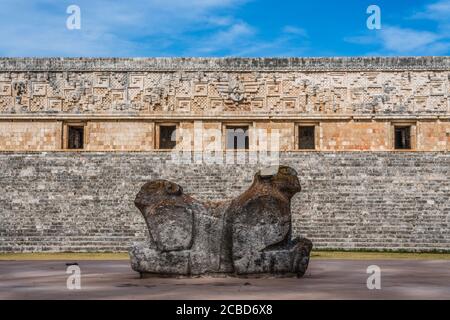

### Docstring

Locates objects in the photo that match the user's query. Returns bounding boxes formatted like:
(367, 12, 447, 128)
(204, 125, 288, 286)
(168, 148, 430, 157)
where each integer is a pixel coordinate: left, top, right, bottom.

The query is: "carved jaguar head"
(256, 165, 301, 199)
(134, 179, 183, 212)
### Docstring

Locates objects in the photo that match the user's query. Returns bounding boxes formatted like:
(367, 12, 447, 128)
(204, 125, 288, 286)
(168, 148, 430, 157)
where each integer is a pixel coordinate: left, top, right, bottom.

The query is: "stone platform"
(1, 259, 449, 299)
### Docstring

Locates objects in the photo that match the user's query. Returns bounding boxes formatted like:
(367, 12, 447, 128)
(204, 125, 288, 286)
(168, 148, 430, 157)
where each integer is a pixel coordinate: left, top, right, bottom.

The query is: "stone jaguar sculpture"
(129, 165, 313, 277)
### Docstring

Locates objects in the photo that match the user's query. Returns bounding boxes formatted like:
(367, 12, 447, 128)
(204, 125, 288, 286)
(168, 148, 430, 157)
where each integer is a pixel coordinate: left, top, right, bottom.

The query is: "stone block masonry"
(0, 57, 449, 152)
(0, 151, 448, 252)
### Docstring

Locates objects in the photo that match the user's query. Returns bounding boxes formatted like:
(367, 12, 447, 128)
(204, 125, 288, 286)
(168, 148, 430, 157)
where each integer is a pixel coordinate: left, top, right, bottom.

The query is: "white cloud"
(379, 26, 443, 54)
(345, 26, 449, 55)
(186, 22, 255, 54)
(213, 22, 256, 45)
(0, 0, 310, 57)
(345, 0, 450, 56)
(411, 0, 450, 34)
(0, 0, 249, 56)
(282, 26, 308, 38)
(412, 0, 450, 21)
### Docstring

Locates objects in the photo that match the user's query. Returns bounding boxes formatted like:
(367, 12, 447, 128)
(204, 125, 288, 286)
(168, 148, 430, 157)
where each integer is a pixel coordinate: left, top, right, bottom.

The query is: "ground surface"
(2, 251, 450, 260)
(1, 259, 449, 299)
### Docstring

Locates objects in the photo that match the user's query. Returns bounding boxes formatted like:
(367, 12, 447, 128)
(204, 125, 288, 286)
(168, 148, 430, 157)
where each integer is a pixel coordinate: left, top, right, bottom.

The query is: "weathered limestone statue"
(129, 165, 313, 277)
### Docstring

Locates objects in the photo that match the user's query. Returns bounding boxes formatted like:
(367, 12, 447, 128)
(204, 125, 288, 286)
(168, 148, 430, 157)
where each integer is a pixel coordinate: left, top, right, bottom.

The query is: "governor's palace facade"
(0, 57, 449, 252)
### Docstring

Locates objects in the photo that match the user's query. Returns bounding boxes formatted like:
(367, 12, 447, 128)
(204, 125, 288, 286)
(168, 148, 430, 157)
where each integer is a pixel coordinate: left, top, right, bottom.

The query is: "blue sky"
(0, 0, 449, 57)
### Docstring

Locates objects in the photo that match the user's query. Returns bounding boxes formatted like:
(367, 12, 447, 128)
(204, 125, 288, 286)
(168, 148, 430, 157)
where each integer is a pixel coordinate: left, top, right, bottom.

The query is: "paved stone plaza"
(1, 259, 449, 299)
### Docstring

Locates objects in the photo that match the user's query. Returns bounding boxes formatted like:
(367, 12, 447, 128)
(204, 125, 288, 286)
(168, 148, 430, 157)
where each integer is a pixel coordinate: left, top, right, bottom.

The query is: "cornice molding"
(0, 57, 449, 72)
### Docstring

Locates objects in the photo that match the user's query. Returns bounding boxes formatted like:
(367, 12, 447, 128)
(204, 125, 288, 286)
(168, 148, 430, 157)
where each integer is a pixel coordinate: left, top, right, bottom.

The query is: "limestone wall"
(1, 119, 448, 151)
(0, 151, 448, 252)
(0, 57, 448, 152)
(0, 121, 62, 150)
(85, 121, 154, 151)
